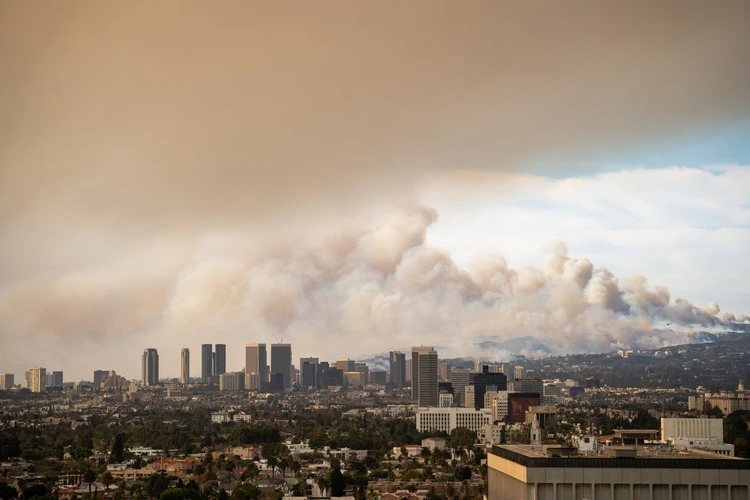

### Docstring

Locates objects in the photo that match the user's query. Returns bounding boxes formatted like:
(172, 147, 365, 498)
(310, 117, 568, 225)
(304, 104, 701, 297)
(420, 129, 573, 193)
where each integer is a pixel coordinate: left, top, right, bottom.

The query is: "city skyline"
(1, 3, 749, 381)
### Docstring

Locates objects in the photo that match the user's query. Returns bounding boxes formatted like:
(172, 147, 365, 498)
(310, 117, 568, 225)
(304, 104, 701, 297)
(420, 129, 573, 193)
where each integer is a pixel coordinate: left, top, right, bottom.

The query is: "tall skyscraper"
(450, 367, 469, 407)
(389, 351, 406, 388)
(29, 367, 47, 393)
(513, 365, 524, 380)
(440, 362, 451, 382)
(201, 344, 213, 382)
(473, 366, 507, 410)
(412, 346, 438, 407)
(271, 343, 292, 390)
(214, 344, 226, 375)
(180, 348, 190, 384)
(335, 358, 355, 373)
(354, 362, 369, 385)
(142, 348, 159, 386)
(300, 357, 319, 389)
(52, 371, 63, 387)
(93, 370, 109, 388)
(0, 373, 14, 390)
(245, 343, 268, 390)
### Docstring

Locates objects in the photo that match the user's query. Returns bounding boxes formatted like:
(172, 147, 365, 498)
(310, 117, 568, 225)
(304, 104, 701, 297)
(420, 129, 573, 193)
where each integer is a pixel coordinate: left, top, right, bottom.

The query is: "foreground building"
(488, 445, 750, 500)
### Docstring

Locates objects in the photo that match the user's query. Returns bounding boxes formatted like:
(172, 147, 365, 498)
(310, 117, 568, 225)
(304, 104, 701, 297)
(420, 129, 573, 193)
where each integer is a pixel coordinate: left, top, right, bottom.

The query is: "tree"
(83, 468, 97, 500)
(100, 471, 114, 496)
(707, 406, 724, 418)
(230, 484, 260, 500)
(329, 468, 345, 497)
(111, 434, 125, 463)
(0, 483, 18, 499)
(218, 488, 229, 500)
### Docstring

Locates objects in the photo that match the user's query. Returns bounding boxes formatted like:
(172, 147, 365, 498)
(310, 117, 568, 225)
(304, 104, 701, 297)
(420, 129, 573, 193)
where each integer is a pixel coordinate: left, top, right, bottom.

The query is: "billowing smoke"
(1, 206, 743, 378)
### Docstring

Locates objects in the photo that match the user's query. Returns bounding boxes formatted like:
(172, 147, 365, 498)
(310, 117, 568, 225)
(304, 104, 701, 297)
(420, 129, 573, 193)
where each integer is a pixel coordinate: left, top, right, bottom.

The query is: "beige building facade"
(489, 445, 750, 500)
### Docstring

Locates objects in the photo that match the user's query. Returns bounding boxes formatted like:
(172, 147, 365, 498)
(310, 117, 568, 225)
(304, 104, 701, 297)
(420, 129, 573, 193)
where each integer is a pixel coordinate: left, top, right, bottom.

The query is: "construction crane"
(271, 332, 283, 344)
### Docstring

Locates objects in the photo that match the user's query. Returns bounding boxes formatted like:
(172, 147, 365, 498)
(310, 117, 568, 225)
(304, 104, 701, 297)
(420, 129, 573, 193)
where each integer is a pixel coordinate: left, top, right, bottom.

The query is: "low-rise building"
(415, 407, 492, 433)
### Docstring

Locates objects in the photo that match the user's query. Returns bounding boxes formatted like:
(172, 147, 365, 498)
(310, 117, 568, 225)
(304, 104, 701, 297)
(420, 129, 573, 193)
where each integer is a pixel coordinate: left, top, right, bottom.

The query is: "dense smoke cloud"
(0, 206, 742, 378)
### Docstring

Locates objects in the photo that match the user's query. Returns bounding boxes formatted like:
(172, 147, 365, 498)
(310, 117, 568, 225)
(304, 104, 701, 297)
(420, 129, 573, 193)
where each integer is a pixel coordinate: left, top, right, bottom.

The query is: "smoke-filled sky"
(1, 2, 749, 380)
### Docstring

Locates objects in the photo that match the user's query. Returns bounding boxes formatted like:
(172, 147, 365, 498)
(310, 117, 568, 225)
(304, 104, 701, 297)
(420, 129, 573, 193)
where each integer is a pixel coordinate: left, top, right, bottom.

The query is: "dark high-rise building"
(369, 371, 387, 385)
(511, 377, 542, 395)
(316, 362, 330, 389)
(245, 344, 268, 390)
(473, 366, 507, 410)
(300, 357, 319, 389)
(201, 344, 213, 382)
(508, 392, 540, 423)
(389, 351, 406, 388)
(52, 371, 63, 387)
(93, 370, 109, 388)
(141, 348, 159, 386)
(214, 344, 226, 375)
(450, 367, 469, 407)
(270, 344, 292, 389)
(412, 346, 438, 407)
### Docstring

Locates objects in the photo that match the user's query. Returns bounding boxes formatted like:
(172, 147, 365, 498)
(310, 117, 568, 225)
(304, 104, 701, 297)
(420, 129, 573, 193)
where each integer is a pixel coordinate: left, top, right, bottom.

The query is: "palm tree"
(315, 474, 329, 497)
(100, 471, 114, 497)
(83, 468, 97, 500)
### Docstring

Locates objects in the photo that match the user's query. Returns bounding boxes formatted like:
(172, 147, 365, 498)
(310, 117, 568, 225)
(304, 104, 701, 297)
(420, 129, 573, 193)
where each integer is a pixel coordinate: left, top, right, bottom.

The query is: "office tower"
(354, 362, 369, 385)
(142, 348, 159, 386)
(369, 371, 387, 385)
(201, 344, 213, 382)
(450, 367, 469, 407)
(245, 344, 268, 390)
(512, 378, 543, 395)
(513, 365, 524, 380)
(316, 362, 330, 389)
(29, 367, 47, 393)
(93, 370, 109, 388)
(0, 373, 14, 390)
(335, 358, 355, 373)
(180, 348, 190, 384)
(412, 346, 438, 407)
(46, 373, 55, 387)
(440, 362, 451, 382)
(52, 371, 63, 387)
(270, 343, 292, 389)
(389, 351, 406, 388)
(473, 367, 507, 410)
(405, 359, 412, 383)
(300, 357, 319, 389)
(214, 344, 226, 375)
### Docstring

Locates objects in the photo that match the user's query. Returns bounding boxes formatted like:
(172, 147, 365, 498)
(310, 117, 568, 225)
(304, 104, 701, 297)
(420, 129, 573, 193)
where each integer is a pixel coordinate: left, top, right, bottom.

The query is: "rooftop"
(491, 445, 750, 470)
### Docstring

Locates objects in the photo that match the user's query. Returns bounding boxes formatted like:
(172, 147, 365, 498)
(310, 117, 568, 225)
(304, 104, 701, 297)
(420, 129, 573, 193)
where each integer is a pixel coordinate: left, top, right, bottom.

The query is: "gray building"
(389, 351, 406, 388)
(214, 344, 226, 375)
(0, 373, 14, 390)
(141, 348, 159, 386)
(93, 370, 109, 388)
(201, 344, 213, 382)
(412, 346, 438, 407)
(300, 357, 319, 389)
(450, 367, 469, 407)
(270, 343, 292, 390)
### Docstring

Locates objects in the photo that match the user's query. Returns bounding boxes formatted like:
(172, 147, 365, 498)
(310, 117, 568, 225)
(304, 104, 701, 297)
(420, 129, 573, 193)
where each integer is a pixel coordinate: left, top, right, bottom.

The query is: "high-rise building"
(271, 344, 292, 389)
(142, 348, 159, 386)
(245, 343, 268, 390)
(201, 344, 213, 382)
(511, 378, 543, 395)
(405, 359, 412, 383)
(389, 351, 406, 388)
(412, 346, 438, 407)
(354, 362, 369, 386)
(513, 365, 524, 380)
(335, 358, 355, 373)
(180, 348, 190, 384)
(440, 362, 451, 382)
(214, 344, 226, 375)
(473, 367, 508, 410)
(300, 357, 319, 389)
(0, 373, 14, 390)
(51, 371, 63, 387)
(29, 367, 47, 393)
(450, 367, 469, 407)
(93, 370, 109, 388)
(219, 372, 245, 392)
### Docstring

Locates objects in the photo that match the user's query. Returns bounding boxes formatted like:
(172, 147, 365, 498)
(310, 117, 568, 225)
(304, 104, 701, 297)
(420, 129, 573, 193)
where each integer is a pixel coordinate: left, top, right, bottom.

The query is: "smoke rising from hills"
(1, 205, 742, 377)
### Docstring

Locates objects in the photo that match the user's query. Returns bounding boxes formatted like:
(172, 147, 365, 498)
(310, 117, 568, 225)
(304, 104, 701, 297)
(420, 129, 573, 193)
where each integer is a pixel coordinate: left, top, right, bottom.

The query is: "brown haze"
(1, 2, 749, 378)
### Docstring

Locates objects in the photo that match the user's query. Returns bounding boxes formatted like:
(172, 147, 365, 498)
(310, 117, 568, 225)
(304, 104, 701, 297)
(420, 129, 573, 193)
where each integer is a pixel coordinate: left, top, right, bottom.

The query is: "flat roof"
(491, 445, 750, 470)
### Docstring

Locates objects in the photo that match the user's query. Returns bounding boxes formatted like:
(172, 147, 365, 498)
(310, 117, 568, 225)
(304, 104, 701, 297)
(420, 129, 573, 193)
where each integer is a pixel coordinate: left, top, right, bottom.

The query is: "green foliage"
(707, 406, 724, 418)
(0, 483, 18, 499)
(218, 488, 229, 500)
(230, 484, 261, 500)
(159, 488, 200, 500)
(726, 410, 750, 458)
(454, 466, 472, 481)
(111, 434, 125, 463)
(329, 468, 345, 497)
(144, 473, 170, 499)
(21, 483, 47, 499)
(631, 409, 659, 429)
